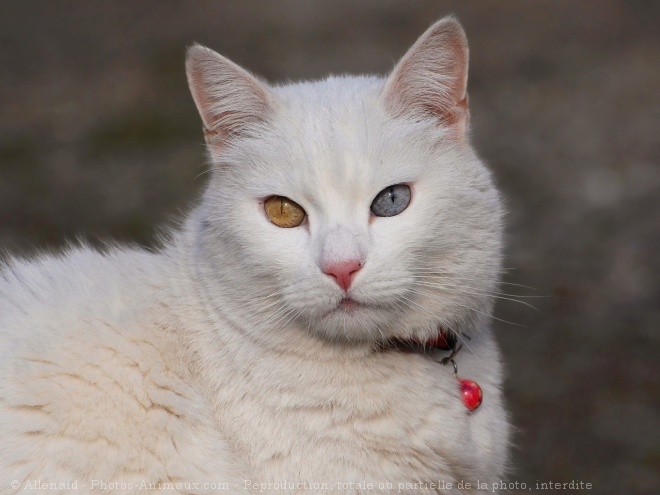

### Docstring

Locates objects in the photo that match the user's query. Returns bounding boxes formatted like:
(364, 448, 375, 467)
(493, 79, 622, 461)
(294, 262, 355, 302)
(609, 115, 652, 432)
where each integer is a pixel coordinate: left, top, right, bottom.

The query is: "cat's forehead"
(272, 75, 385, 112)
(266, 76, 414, 184)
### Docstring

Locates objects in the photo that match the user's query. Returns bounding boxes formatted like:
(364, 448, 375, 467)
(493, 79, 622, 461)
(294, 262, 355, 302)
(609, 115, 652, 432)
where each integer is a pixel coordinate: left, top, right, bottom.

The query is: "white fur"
(0, 17, 509, 494)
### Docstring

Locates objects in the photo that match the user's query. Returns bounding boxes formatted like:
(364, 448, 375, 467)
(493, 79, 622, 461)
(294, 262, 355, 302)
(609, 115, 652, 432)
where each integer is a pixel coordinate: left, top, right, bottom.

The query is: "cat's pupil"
(388, 187, 397, 203)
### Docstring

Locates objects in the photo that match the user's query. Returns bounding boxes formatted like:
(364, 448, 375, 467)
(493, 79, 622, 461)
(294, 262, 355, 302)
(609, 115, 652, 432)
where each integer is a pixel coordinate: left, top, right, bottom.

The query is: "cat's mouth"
(338, 297, 360, 310)
(320, 296, 371, 319)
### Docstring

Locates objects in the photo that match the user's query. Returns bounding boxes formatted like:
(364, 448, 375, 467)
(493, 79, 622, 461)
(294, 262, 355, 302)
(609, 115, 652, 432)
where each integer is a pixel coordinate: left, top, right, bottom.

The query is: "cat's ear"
(382, 17, 470, 134)
(186, 45, 273, 147)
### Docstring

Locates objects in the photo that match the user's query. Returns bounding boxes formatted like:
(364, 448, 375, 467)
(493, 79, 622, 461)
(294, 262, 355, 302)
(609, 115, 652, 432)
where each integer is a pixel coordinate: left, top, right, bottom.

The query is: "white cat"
(0, 16, 509, 494)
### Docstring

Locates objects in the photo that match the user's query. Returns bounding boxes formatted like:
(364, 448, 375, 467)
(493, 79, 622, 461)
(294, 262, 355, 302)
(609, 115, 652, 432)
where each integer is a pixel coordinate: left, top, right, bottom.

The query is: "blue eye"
(370, 184, 411, 217)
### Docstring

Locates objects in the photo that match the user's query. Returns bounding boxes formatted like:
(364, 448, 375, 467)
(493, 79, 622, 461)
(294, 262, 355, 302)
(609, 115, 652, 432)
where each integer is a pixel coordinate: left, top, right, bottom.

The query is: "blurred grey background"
(1, 1, 658, 493)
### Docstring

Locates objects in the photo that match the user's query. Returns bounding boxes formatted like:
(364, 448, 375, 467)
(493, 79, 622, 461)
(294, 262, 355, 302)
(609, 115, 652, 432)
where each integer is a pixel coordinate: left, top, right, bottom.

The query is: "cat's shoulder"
(0, 246, 238, 484)
(0, 248, 228, 483)
(0, 245, 170, 381)
(0, 245, 160, 323)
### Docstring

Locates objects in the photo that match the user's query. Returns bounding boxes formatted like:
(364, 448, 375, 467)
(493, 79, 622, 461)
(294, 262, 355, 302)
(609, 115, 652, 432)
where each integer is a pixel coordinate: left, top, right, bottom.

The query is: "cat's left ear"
(186, 45, 274, 148)
(382, 17, 470, 135)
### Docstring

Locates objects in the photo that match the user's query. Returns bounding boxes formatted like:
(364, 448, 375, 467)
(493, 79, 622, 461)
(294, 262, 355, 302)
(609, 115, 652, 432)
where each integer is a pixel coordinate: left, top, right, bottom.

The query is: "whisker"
(408, 271, 537, 291)
(404, 287, 525, 329)
(410, 281, 540, 311)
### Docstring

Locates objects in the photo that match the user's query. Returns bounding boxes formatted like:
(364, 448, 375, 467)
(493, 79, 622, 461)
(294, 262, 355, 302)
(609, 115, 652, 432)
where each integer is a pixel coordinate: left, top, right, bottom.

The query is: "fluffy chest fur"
(201, 331, 507, 491)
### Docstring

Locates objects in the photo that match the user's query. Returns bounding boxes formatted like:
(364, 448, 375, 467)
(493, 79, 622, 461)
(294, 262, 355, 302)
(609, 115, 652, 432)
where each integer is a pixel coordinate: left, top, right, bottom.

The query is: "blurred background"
(0, 1, 658, 493)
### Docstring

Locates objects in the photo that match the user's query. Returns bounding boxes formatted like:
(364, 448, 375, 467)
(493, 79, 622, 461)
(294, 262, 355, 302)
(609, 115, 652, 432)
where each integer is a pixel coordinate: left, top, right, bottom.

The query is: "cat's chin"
(305, 297, 401, 344)
(308, 295, 463, 346)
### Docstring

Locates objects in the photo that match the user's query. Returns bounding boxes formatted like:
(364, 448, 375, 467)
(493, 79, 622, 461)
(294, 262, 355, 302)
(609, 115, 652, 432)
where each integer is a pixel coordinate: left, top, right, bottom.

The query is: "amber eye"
(264, 196, 306, 228)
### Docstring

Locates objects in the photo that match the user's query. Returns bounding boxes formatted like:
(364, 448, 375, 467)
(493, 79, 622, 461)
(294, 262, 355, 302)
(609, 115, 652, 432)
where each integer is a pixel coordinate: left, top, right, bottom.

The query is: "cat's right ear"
(186, 45, 273, 148)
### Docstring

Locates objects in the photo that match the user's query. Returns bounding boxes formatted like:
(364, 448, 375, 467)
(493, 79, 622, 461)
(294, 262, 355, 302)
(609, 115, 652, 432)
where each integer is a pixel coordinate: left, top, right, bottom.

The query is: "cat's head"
(186, 17, 503, 347)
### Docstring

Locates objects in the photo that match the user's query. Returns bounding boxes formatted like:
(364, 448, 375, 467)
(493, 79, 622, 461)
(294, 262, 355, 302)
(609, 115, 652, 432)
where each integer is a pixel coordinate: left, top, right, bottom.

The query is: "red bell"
(459, 379, 483, 411)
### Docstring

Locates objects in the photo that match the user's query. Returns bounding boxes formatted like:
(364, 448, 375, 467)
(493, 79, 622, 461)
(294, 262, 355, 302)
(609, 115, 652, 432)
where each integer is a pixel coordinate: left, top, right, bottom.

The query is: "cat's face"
(188, 18, 503, 346)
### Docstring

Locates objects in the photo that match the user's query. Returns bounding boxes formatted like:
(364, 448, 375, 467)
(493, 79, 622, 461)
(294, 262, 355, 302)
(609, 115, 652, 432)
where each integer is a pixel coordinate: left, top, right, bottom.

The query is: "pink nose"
(322, 260, 362, 291)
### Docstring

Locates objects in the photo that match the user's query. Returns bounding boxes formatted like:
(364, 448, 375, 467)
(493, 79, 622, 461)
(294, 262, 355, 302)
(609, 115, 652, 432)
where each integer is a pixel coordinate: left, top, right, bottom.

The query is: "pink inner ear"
(187, 64, 233, 141)
(382, 18, 470, 128)
(428, 93, 469, 128)
(186, 45, 273, 146)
